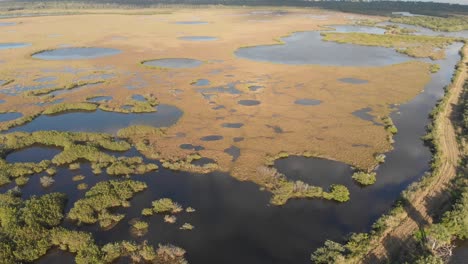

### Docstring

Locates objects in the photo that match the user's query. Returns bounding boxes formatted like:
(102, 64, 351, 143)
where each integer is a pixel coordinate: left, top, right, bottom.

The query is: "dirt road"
(364, 44, 467, 263)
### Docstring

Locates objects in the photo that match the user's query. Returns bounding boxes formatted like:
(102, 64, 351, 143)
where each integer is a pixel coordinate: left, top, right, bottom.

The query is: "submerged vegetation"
(322, 32, 455, 60)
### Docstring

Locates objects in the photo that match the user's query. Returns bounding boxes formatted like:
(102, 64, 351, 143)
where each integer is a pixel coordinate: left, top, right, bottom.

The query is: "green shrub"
(352, 172, 377, 186)
(68, 180, 147, 227)
(43, 102, 97, 115)
(152, 198, 183, 214)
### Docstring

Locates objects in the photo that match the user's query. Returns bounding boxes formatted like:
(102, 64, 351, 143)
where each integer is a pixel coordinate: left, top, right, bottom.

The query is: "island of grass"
(390, 15, 468, 32)
(321, 32, 455, 60)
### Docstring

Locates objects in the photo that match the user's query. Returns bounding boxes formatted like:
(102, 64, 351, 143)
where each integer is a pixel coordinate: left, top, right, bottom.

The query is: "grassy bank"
(390, 16, 468, 32)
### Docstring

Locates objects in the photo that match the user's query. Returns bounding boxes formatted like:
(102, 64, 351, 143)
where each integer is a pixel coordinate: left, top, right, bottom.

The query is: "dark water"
(6, 146, 61, 163)
(0, 42, 31, 50)
(200, 135, 223, 141)
(9, 104, 182, 134)
(235, 30, 411, 66)
(224, 145, 240, 161)
(352, 107, 383, 126)
(238, 99, 261, 106)
(178, 36, 218, 41)
(450, 240, 468, 264)
(222, 123, 244, 128)
(180, 144, 205, 151)
(0, 25, 463, 264)
(143, 58, 203, 69)
(32, 47, 121, 60)
(294, 98, 322, 106)
(0, 112, 23, 122)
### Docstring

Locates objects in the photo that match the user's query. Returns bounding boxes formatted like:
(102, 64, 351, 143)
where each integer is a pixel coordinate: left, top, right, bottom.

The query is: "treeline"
(4, 0, 468, 17)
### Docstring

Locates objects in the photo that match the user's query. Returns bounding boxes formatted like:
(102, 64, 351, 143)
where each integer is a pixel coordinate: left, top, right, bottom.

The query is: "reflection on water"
(9, 104, 182, 134)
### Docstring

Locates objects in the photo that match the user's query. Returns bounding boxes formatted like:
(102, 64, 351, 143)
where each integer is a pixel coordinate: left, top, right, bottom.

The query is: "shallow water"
(143, 58, 203, 69)
(450, 241, 468, 264)
(32, 47, 121, 60)
(0, 42, 31, 50)
(9, 104, 182, 134)
(235, 28, 412, 66)
(0, 21, 16, 26)
(339, 77, 369, 84)
(192, 79, 211, 86)
(294, 98, 322, 106)
(0, 112, 23, 122)
(178, 36, 218, 41)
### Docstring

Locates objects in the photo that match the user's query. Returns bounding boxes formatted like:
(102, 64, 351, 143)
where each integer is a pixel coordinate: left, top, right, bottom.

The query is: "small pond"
(178, 36, 218, 41)
(9, 104, 182, 134)
(32, 47, 121, 60)
(339, 77, 369, 84)
(0, 112, 22, 122)
(238, 100, 261, 106)
(143, 58, 203, 69)
(294, 99, 321, 106)
(0, 42, 31, 50)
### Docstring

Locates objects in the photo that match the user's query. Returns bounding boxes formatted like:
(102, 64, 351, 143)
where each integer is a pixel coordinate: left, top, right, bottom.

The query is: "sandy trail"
(364, 44, 467, 263)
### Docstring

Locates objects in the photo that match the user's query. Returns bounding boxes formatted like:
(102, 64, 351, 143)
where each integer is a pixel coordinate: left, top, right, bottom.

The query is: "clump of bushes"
(40, 176, 55, 187)
(352, 171, 377, 186)
(105, 156, 158, 176)
(180, 223, 194, 230)
(164, 215, 177, 224)
(152, 198, 183, 214)
(160, 154, 218, 173)
(129, 219, 149, 236)
(0, 159, 51, 186)
(256, 166, 351, 205)
(382, 116, 398, 134)
(0, 191, 66, 262)
(68, 180, 147, 228)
